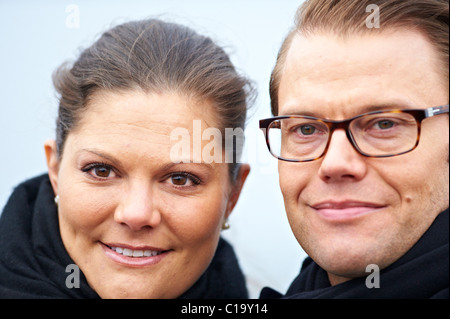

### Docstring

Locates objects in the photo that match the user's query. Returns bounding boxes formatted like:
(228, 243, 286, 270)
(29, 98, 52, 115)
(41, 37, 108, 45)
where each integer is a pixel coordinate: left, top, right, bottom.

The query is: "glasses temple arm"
(425, 104, 449, 118)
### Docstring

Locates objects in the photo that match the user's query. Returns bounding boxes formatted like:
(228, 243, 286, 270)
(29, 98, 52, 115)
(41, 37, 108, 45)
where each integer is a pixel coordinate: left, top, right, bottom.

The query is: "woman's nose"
(318, 129, 368, 182)
(114, 184, 161, 231)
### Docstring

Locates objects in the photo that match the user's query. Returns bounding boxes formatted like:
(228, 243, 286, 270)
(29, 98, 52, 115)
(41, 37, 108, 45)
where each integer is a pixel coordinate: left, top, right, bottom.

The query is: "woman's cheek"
(161, 192, 226, 243)
(58, 181, 117, 231)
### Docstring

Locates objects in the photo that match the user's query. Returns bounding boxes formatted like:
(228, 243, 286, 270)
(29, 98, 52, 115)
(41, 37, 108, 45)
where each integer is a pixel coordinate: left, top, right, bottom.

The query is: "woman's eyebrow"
(159, 162, 215, 172)
(79, 148, 123, 167)
(79, 148, 215, 171)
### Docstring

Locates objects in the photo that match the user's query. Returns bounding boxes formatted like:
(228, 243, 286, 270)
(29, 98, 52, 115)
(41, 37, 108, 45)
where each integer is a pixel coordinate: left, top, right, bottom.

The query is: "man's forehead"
(278, 29, 446, 118)
(284, 30, 421, 75)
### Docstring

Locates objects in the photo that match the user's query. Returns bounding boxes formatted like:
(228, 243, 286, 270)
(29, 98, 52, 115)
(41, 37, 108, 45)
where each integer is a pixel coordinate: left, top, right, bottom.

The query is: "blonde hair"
(270, 0, 449, 115)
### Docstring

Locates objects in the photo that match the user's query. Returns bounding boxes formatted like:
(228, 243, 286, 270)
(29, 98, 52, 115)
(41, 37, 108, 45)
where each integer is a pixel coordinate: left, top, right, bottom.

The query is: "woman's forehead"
(66, 90, 231, 166)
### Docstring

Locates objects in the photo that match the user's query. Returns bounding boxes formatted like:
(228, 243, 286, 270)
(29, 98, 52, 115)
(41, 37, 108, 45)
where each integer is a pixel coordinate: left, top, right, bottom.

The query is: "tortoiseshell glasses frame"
(259, 104, 449, 162)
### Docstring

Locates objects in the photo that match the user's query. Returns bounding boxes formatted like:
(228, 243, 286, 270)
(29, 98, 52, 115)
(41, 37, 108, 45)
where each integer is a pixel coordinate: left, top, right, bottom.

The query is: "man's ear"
(225, 164, 251, 219)
(44, 139, 60, 196)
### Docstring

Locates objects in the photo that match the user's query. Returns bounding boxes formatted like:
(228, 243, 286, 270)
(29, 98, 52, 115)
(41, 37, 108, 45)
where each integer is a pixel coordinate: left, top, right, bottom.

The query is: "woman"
(0, 18, 253, 298)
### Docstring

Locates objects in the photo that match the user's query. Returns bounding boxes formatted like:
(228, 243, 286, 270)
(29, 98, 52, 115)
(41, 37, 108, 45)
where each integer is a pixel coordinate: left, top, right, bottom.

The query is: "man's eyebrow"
(279, 109, 321, 117)
(280, 102, 416, 118)
(357, 103, 415, 113)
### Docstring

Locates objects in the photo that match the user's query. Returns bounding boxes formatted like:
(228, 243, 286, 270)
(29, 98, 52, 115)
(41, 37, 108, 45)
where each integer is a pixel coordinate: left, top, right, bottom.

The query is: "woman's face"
(45, 90, 249, 298)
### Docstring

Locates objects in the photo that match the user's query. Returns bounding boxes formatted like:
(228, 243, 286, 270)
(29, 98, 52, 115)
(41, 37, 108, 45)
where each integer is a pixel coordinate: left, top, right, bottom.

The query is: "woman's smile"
(100, 242, 171, 268)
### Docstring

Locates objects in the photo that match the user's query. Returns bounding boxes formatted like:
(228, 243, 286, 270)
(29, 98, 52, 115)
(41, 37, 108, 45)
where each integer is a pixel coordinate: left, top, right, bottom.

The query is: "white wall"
(0, 0, 307, 298)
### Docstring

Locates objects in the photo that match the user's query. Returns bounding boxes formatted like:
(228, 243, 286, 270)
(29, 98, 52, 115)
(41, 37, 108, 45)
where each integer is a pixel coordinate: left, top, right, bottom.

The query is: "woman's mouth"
(109, 245, 164, 257)
(100, 242, 170, 267)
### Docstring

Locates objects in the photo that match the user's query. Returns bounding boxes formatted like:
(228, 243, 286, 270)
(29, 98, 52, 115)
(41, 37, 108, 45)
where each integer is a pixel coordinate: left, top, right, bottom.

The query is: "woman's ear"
(44, 139, 60, 196)
(225, 164, 251, 219)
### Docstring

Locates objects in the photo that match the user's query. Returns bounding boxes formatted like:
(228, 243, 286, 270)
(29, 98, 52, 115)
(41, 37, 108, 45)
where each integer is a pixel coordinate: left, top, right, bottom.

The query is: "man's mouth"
(310, 201, 386, 221)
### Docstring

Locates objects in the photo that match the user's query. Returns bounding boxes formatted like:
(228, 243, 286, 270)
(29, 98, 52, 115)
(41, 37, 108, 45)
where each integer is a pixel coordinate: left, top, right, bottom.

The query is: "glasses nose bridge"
(325, 118, 360, 153)
(326, 117, 355, 139)
(326, 117, 353, 132)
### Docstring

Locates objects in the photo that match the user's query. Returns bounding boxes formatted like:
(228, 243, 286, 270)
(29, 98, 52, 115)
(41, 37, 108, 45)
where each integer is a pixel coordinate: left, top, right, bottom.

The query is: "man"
(260, 0, 449, 298)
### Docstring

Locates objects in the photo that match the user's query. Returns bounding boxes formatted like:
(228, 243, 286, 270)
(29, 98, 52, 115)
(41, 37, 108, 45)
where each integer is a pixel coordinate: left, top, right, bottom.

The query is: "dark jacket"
(261, 209, 449, 299)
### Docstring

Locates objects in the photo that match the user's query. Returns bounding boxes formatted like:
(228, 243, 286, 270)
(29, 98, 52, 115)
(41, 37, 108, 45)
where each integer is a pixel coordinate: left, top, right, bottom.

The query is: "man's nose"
(318, 129, 368, 182)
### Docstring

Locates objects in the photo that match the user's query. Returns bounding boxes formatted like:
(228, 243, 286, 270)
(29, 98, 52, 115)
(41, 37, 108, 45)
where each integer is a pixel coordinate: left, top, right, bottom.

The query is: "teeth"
(123, 248, 133, 256)
(110, 246, 162, 258)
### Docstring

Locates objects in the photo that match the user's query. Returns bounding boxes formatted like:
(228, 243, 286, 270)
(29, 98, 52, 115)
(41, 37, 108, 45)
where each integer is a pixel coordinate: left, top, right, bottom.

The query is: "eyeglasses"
(259, 105, 449, 162)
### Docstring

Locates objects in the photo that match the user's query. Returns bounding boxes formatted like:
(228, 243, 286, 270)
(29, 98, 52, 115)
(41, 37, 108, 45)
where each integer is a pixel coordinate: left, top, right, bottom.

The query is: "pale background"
(0, 0, 307, 298)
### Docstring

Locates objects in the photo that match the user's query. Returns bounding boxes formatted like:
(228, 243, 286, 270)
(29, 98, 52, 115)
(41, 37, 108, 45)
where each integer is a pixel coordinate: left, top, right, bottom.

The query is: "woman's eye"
(93, 166, 112, 178)
(82, 163, 116, 180)
(168, 173, 201, 187)
(171, 174, 188, 186)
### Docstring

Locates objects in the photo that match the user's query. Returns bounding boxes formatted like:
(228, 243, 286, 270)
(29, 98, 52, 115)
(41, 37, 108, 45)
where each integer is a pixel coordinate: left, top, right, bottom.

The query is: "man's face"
(277, 29, 449, 285)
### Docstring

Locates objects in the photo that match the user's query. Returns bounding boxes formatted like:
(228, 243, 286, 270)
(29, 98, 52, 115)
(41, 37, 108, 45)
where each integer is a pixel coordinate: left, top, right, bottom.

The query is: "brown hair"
(270, 0, 449, 115)
(53, 19, 254, 180)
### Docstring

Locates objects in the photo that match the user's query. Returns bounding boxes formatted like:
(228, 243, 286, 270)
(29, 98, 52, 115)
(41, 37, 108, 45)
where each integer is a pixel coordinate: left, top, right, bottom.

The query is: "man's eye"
(376, 120, 395, 130)
(299, 125, 316, 135)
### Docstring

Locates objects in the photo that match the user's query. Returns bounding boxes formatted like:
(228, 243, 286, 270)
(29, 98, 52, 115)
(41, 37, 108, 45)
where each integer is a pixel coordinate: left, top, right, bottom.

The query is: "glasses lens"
(350, 112, 419, 156)
(267, 118, 329, 161)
